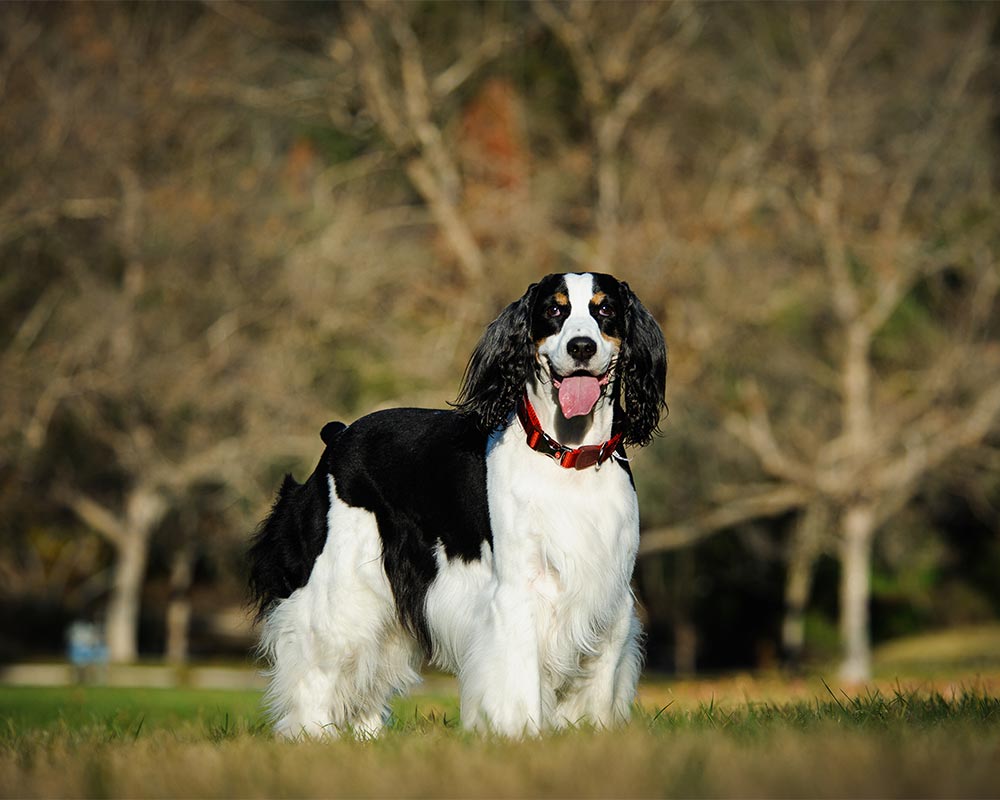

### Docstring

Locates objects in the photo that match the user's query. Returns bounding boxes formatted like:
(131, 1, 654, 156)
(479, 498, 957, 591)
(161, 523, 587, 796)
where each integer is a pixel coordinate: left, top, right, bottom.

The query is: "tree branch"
(432, 28, 511, 99)
(532, 0, 606, 112)
(639, 485, 810, 556)
(876, 15, 990, 248)
(57, 490, 127, 549)
(725, 381, 815, 487)
(876, 374, 1000, 499)
(347, 5, 485, 284)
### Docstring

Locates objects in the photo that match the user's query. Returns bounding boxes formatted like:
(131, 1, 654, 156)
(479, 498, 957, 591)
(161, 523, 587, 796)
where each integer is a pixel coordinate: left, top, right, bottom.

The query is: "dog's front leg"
(553, 601, 643, 729)
(459, 584, 542, 736)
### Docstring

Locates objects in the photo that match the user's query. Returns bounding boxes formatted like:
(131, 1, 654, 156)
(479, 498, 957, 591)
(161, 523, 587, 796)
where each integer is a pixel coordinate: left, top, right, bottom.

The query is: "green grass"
(1, 682, 999, 797)
(0, 686, 265, 738)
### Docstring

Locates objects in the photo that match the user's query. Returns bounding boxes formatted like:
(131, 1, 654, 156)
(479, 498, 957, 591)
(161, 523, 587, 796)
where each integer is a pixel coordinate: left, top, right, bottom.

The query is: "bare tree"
(533, 0, 700, 270)
(3, 2, 996, 676)
(0, 4, 336, 661)
(344, 2, 497, 288)
(639, 5, 1000, 679)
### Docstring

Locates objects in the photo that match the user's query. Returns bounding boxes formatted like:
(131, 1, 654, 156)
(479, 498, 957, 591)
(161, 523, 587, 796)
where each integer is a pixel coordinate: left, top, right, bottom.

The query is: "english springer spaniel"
(248, 272, 667, 737)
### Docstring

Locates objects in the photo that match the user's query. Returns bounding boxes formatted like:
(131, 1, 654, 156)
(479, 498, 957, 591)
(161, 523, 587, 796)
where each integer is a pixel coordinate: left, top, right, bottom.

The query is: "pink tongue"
(558, 376, 602, 418)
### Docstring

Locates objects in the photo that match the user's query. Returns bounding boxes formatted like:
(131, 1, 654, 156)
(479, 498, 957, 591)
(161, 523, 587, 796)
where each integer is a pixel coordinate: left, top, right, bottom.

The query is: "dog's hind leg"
(258, 593, 340, 738)
(261, 478, 422, 738)
(349, 622, 423, 738)
(263, 618, 420, 739)
(262, 581, 421, 739)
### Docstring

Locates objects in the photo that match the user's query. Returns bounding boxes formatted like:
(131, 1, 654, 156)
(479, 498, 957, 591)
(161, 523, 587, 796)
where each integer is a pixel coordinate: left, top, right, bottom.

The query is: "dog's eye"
(598, 304, 616, 319)
(546, 305, 565, 319)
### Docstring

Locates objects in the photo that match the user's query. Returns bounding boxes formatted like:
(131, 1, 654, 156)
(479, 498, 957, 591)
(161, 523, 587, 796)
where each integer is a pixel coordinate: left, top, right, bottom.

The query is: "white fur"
(431, 421, 642, 734)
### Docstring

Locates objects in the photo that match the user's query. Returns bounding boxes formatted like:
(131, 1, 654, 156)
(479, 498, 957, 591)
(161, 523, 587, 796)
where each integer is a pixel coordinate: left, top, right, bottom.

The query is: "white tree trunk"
(838, 502, 876, 682)
(104, 489, 167, 664)
(105, 533, 148, 663)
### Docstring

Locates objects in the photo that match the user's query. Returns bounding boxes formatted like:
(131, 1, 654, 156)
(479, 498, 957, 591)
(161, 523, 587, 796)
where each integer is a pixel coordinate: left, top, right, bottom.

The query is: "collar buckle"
(517, 393, 622, 471)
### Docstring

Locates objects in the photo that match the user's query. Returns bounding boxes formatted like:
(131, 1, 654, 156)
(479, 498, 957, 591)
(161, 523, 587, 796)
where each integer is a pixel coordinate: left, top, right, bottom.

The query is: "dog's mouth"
(550, 369, 612, 419)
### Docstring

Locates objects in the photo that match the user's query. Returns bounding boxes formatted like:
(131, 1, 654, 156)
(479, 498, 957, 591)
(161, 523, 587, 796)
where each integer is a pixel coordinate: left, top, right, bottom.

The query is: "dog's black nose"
(567, 336, 597, 361)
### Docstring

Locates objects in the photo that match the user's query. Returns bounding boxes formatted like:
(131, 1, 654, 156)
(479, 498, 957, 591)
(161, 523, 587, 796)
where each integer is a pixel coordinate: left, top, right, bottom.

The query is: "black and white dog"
(248, 272, 666, 737)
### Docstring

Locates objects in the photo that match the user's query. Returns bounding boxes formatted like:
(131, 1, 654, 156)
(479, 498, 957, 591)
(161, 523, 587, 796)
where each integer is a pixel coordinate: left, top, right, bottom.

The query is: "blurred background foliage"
(1, 1, 998, 679)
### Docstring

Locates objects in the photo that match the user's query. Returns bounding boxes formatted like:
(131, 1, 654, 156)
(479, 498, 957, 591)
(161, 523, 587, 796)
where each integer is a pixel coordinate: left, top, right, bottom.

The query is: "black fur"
(617, 281, 668, 447)
(526, 273, 575, 343)
(452, 285, 539, 433)
(320, 420, 346, 445)
(247, 469, 332, 623)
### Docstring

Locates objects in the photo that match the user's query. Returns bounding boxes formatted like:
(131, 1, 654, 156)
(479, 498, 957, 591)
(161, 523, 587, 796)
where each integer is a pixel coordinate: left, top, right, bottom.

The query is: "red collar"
(516, 393, 624, 470)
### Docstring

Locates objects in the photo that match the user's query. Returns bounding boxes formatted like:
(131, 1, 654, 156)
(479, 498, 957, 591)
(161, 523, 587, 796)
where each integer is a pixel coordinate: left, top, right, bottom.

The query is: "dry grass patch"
(1, 683, 999, 798)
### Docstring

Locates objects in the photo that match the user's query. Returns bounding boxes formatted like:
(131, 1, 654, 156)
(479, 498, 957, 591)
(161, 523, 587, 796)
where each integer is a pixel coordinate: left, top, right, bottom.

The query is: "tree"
(533, 0, 700, 270)
(639, 5, 1000, 679)
(3, 2, 996, 675)
(0, 4, 335, 660)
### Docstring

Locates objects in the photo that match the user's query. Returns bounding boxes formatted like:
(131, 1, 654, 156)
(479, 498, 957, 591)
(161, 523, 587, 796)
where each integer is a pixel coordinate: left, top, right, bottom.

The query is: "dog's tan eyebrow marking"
(535, 292, 571, 345)
(591, 290, 620, 343)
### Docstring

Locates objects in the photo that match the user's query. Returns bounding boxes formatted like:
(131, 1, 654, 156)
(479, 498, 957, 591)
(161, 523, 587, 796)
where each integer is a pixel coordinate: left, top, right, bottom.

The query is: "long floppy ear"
(618, 282, 667, 447)
(453, 284, 537, 432)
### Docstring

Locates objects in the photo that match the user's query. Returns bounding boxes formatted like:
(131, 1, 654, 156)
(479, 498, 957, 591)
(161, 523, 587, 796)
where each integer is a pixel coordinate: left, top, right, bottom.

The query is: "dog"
(248, 272, 666, 737)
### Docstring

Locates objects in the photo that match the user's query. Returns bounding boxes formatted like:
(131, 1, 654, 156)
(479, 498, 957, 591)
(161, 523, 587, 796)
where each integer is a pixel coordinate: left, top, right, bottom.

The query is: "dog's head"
(455, 272, 667, 447)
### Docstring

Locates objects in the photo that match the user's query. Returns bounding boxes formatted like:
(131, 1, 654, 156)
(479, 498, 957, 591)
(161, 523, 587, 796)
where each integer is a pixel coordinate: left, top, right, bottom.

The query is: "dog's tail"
(320, 420, 346, 445)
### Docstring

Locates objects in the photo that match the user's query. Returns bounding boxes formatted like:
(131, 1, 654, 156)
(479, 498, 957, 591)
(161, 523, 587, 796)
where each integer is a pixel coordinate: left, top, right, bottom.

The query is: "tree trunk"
(105, 532, 149, 663)
(781, 502, 827, 667)
(166, 544, 194, 665)
(672, 549, 698, 676)
(104, 489, 167, 664)
(781, 554, 813, 667)
(838, 502, 876, 682)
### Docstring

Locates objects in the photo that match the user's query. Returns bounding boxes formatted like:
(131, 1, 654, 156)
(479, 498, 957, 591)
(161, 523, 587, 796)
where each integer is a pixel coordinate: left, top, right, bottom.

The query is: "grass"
(0, 686, 264, 737)
(1, 678, 999, 798)
(873, 624, 1000, 675)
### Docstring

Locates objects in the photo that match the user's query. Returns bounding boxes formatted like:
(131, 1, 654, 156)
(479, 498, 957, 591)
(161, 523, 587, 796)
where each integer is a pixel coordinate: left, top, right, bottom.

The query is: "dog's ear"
(453, 284, 537, 433)
(618, 282, 667, 447)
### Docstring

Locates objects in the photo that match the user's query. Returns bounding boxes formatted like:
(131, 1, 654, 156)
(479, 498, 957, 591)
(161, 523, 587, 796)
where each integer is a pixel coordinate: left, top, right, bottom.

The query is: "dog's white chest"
(486, 425, 639, 608)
